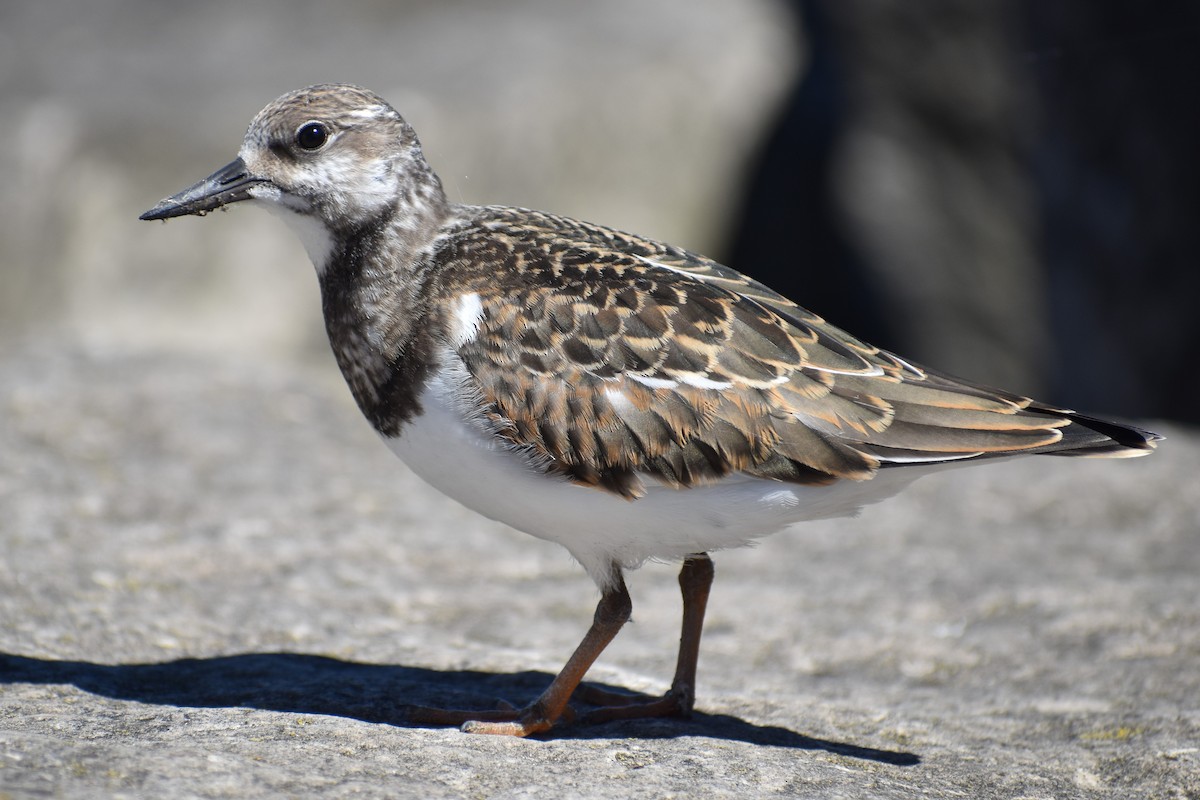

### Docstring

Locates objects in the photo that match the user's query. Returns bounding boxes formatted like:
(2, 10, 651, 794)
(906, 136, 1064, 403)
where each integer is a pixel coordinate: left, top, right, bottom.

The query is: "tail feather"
(1026, 407, 1162, 458)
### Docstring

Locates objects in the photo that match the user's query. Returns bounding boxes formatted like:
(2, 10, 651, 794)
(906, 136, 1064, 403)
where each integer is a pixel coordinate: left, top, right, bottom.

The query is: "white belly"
(385, 370, 928, 587)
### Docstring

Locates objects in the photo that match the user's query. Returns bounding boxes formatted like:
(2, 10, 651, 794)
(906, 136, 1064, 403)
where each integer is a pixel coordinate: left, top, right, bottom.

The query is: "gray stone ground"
(1, 343, 1196, 799)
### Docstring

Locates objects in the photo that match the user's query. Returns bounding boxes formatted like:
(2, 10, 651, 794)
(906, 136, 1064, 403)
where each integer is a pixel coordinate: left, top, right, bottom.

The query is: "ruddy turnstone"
(140, 84, 1160, 737)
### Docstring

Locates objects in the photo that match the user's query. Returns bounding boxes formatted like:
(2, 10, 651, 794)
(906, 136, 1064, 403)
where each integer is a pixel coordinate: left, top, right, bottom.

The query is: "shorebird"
(141, 84, 1159, 737)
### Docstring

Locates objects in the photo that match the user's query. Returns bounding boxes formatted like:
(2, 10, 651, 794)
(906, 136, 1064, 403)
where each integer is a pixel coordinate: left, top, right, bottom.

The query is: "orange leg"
(407, 566, 633, 736)
(577, 553, 714, 723)
(406, 554, 715, 736)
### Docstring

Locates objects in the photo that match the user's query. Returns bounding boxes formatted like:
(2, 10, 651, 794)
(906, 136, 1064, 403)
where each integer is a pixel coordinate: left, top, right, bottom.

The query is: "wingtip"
(1052, 412, 1162, 457)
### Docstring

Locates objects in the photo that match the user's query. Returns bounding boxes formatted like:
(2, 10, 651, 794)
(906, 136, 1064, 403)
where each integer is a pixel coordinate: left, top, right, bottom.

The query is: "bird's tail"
(1026, 407, 1162, 458)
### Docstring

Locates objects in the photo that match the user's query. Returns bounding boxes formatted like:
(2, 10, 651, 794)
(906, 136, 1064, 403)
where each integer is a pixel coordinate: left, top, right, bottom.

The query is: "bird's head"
(140, 84, 446, 269)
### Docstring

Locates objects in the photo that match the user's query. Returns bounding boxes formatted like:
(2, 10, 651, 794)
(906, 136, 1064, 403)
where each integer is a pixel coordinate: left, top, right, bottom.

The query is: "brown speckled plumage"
(369, 203, 1149, 500)
(141, 83, 1158, 493)
(141, 84, 1160, 737)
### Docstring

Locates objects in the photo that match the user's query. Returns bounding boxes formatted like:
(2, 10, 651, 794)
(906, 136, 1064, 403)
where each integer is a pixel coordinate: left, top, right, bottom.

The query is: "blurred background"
(1, 0, 1196, 422)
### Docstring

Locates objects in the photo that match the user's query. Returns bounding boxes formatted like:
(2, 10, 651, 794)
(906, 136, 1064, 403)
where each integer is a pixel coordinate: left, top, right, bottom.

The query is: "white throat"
(278, 208, 337, 273)
(244, 181, 337, 274)
(252, 198, 336, 274)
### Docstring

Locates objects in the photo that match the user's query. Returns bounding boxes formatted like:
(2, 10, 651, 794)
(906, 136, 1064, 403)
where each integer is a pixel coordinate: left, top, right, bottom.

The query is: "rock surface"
(1, 344, 1195, 798)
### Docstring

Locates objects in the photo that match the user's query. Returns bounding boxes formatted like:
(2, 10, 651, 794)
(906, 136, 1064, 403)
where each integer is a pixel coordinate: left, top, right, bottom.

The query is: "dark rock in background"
(726, 0, 1200, 419)
(1023, 1, 1200, 421)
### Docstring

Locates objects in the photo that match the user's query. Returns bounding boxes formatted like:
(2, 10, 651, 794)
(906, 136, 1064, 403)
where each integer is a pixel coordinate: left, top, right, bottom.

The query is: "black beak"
(139, 157, 269, 221)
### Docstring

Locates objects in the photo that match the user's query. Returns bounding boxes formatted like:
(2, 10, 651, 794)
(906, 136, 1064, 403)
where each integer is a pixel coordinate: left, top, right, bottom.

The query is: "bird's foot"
(404, 680, 694, 735)
(573, 680, 695, 724)
(405, 700, 574, 737)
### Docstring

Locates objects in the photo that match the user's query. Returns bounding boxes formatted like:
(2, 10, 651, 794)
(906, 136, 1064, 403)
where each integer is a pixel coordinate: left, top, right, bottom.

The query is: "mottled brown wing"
(441, 208, 1157, 499)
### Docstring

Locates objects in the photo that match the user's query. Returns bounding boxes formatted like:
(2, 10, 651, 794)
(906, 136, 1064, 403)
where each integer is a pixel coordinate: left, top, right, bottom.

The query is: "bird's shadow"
(0, 652, 917, 765)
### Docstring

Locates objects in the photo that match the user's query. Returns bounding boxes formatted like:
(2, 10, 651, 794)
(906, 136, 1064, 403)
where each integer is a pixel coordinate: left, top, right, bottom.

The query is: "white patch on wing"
(890, 354, 926, 377)
(677, 373, 733, 390)
(874, 451, 983, 464)
(631, 369, 780, 392)
(449, 292, 485, 347)
(806, 363, 887, 377)
(628, 374, 678, 390)
(634, 254, 701, 280)
(603, 386, 633, 412)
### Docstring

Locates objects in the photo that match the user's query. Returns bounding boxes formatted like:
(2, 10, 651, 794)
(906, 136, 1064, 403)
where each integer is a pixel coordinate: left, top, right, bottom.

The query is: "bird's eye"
(295, 122, 329, 151)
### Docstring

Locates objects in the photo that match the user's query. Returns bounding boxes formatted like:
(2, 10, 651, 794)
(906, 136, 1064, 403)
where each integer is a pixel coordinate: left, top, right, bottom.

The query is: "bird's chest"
(320, 277, 438, 438)
(322, 319, 408, 436)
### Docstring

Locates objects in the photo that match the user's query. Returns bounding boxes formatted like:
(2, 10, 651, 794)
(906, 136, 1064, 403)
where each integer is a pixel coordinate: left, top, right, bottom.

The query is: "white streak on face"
(346, 105, 390, 119)
(449, 292, 485, 347)
(310, 150, 395, 218)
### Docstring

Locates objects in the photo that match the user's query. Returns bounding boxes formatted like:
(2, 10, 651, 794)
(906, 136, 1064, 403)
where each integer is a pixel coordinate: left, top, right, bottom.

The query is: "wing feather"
(435, 208, 1158, 498)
